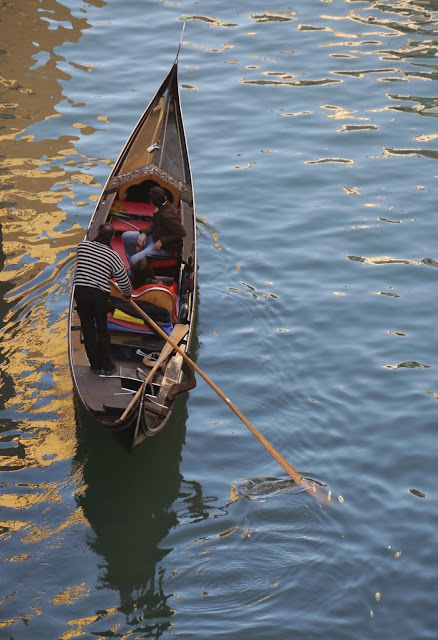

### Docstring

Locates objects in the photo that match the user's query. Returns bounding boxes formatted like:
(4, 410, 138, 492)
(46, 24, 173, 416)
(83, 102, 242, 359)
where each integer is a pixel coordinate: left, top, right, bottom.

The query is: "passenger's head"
(149, 186, 166, 208)
(96, 223, 115, 243)
(130, 259, 156, 289)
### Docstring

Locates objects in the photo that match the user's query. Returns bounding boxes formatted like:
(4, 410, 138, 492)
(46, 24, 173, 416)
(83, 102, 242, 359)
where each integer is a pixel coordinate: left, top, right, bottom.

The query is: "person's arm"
(113, 260, 132, 298)
(140, 226, 152, 236)
(158, 216, 186, 248)
(137, 225, 152, 248)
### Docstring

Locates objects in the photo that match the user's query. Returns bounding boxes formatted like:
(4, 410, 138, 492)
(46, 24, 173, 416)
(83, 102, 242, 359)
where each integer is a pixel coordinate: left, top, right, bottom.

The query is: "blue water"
(1, 0, 438, 638)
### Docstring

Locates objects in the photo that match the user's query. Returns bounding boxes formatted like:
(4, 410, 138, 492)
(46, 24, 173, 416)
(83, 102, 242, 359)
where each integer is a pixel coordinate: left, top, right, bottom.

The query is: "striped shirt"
(74, 240, 132, 297)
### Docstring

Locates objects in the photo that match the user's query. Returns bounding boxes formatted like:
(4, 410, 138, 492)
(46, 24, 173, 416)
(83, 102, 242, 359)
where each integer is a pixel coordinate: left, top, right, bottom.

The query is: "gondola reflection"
(73, 399, 188, 633)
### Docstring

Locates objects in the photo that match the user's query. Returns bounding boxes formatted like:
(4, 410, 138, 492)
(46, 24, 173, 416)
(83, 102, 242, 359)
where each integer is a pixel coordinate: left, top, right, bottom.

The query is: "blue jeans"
(122, 231, 172, 266)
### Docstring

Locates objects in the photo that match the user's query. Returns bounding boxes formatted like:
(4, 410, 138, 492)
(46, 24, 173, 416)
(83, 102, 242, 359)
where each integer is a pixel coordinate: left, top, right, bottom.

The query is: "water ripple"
(347, 255, 418, 265)
(2, 0, 438, 637)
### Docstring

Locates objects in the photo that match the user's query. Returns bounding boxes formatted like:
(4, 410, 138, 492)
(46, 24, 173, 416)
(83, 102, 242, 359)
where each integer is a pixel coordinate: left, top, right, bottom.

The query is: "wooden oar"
(115, 291, 330, 505)
(117, 323, 189, 423)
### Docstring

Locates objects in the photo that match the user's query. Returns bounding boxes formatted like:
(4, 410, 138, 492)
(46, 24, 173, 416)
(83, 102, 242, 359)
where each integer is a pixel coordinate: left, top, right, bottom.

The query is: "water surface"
(1, 1, 438, 638)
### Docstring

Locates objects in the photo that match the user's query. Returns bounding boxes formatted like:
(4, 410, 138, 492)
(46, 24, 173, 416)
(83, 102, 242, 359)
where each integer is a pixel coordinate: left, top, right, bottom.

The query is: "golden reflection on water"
(184, 39, 236, 53)
(57, 609, 119, 640)
(52, 583, 91, 606)
(0, 1, 99, 518)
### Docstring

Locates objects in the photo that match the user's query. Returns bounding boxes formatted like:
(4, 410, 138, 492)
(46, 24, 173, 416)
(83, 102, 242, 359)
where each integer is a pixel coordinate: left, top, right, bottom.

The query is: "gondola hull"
(68, 58, 196, 447)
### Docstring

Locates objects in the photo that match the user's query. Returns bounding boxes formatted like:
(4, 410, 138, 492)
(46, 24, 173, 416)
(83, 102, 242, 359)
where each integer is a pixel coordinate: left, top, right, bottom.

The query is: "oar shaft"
(122, 295, 328, 503)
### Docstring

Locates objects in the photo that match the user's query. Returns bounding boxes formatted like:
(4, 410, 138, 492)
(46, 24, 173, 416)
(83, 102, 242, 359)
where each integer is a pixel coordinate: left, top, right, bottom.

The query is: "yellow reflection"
(278, 110, 314, 116)
(0, 0, 96, 487)
(323, 105, 363, 120)
(251, 12, 297, 22)
(343, 186, 361, 195)
(234, 162, 256, 169)
(0, 490, 60, 509)
(21, 508, 88, 544)
(305, 157, 354, 165)
(183, 40, 235, 52)
(58, 612, 119, 640)
(415, 134, 438, 141)
(7, 554, 30, 562)
(0, 620, 15, 630)
(0, 520, 27, 537)
(261, 71, 295, 79)
(179, 15, 237, 27)
(52, 583, 91, 606)
(229, 483, 240, 502)
(351, 255, 418, 265)
(72, 122, 98, 135)
(250, 595, 271, 606)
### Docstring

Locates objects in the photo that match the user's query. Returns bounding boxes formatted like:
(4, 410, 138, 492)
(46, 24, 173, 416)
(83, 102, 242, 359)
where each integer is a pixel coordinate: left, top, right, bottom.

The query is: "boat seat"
(110, 281, 178, 323)
(133, 283, 178, 323)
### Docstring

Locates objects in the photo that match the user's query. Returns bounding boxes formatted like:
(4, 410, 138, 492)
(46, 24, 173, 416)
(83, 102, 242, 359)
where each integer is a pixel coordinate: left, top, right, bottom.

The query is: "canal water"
(1, 0, 438, 638)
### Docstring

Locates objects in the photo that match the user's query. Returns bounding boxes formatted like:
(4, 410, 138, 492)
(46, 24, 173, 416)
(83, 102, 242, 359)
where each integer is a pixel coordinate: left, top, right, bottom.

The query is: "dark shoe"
(101, 366, 117, 376)
(90, 366, 101, 374)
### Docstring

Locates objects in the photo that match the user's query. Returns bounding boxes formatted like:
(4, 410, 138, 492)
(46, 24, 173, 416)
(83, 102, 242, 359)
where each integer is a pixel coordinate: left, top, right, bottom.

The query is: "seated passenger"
(130, 259, 160, 289)
(130, 259, 174, 289)
(122, 186, 186, 267)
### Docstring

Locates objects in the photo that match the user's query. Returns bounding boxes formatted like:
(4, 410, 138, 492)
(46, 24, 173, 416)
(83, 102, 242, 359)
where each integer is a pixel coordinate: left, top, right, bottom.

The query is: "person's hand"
(153, 239, 162, 251)
(137, 233, 147, 249)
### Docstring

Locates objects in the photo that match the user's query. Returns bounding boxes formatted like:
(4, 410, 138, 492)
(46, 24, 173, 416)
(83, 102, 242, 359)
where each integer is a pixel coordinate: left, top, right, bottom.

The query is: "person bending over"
(74, 223, 132, 375)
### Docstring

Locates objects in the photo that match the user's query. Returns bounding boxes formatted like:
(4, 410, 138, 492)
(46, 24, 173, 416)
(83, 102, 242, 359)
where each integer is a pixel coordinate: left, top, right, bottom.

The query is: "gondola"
(68, 47, 197, 447)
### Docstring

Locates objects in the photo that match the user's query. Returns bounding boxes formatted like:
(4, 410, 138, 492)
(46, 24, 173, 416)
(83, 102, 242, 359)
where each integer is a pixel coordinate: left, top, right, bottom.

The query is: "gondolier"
(74, 223, 132, 375)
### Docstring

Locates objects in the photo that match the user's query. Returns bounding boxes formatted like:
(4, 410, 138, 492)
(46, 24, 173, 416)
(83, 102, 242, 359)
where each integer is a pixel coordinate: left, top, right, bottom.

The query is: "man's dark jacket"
(142, 201, 186, 252)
